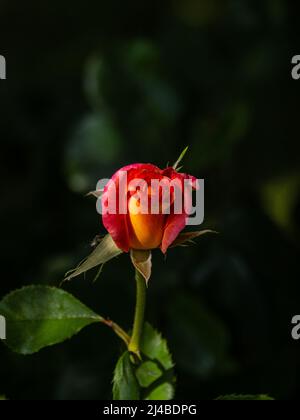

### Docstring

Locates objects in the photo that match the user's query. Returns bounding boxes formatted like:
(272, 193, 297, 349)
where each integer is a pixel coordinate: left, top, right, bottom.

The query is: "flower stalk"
(128, 268, 147, 360)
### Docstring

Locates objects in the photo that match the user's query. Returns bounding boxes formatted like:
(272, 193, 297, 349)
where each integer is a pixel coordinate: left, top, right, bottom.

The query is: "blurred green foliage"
(0, 0, 300, 400)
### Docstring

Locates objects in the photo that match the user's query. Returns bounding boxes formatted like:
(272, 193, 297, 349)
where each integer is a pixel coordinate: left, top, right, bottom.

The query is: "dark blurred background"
(1, 0, 300, 400)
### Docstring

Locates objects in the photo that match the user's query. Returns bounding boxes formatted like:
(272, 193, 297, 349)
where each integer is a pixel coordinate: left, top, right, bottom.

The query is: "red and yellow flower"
(102, 163, 197, 253)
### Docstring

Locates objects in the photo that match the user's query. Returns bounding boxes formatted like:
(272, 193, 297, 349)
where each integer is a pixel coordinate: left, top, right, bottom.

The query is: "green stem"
(128, 269, 146, 360)
(102, 319, 130, 347)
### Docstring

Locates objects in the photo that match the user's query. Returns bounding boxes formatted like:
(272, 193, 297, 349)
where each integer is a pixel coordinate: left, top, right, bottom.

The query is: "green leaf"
(113, 352, 140, 400)
(113, 324, 175, 400)
(141, 323, 174, 370)
(145, 383, 175, 400)
(0, 286, 102, 355)
(130, 249, 152, 285)
(64, 234, 122, 282)
(0, 395, 7, 400)
(216, 394, 274, 401)
(172, 146, 189, 170)
(136, 361, 162, 388)
(139, 323, 175, 400)
(171, 229, 218, 248)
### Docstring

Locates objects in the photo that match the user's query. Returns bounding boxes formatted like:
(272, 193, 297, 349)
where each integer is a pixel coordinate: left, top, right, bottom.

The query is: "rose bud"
(102, 163, 198, 253)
